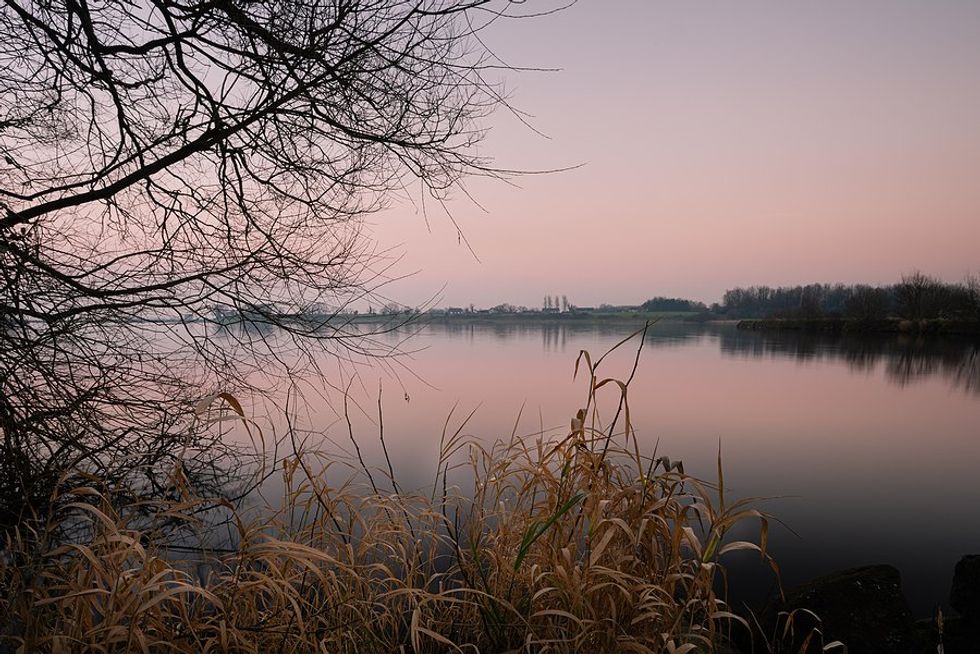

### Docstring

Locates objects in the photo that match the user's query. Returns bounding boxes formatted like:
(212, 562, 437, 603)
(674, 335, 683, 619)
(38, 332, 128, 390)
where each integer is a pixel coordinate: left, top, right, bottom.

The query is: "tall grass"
(1, 330, 830, 653)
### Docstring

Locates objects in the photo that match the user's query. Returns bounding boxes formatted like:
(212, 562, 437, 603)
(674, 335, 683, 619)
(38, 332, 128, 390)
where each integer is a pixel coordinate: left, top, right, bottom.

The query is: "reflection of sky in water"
(224, 320, 980, 616)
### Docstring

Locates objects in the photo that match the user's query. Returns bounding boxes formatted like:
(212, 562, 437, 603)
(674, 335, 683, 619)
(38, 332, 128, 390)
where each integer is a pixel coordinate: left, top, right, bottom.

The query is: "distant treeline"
(715, 273, 980, 321)
(640, 297, 709, 313)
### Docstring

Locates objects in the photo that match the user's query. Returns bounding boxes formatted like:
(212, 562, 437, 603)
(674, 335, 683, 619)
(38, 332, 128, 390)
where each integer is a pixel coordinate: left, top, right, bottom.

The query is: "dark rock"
(950, 555, 980, 621)
(762, 565, 914, 654)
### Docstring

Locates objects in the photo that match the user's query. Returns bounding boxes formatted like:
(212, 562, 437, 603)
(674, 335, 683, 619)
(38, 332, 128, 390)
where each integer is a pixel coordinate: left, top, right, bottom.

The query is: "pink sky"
(367, 1, 980, 308)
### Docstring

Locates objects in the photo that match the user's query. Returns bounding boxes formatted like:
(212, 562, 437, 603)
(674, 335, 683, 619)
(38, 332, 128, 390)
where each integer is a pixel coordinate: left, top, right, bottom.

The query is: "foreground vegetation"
(0, 339, 841, 653)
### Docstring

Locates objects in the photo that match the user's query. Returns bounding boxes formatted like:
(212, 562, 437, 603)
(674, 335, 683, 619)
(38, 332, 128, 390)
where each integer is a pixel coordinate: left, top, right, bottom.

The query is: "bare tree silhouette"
(0, 0, 550, 521)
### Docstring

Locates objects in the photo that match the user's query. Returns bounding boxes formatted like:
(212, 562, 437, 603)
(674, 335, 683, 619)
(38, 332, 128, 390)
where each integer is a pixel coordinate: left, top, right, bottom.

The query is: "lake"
(237, 319, 980, 617)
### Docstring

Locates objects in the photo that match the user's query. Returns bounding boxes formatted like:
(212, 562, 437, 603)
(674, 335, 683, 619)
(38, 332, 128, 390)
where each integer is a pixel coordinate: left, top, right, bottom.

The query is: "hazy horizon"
(363, 0, 980, 309)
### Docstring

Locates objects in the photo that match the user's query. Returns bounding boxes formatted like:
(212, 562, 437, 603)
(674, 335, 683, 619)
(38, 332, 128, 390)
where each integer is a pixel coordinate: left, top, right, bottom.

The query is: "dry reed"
(1, 331, 835, 653)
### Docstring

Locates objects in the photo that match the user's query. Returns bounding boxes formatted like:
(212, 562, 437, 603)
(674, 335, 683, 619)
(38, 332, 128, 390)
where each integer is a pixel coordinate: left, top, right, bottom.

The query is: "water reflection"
(396, 319, 980, 392)
(423, 318, 704, 349)
(214, 317, 980, 394)
(709, 325, 980, 394)
(204, 318, 980, 617)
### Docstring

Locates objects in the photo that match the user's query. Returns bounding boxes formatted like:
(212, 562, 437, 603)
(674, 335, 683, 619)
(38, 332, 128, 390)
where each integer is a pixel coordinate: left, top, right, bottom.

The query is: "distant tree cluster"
(718, 273, 980, 321)
(892, 272, 980, 321)
(640, 297, 708, 313)
(490, 303, 530, 313)
(720, 284, 850, 319)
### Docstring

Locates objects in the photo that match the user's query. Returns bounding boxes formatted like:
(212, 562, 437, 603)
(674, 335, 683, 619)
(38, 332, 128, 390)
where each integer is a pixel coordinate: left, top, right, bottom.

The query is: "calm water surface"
(250, 320, 980, 616)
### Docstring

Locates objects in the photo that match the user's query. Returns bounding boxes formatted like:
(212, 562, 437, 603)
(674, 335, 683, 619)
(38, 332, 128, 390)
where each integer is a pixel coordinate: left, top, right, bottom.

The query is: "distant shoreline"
(332, 310, 715, 327)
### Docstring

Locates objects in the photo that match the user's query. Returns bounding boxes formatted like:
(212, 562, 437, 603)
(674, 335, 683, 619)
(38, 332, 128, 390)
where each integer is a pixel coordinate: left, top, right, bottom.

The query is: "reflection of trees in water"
(950, 348, 980, 393)
(884, 341, 980, 393)
(541, 324, 567, 352)
(717, 328, 980, 393)
(423, 319, 705, 353)
(422, 320, 578, 352)
(226, 319, 980, 395)
(214, 319, 980, 396)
